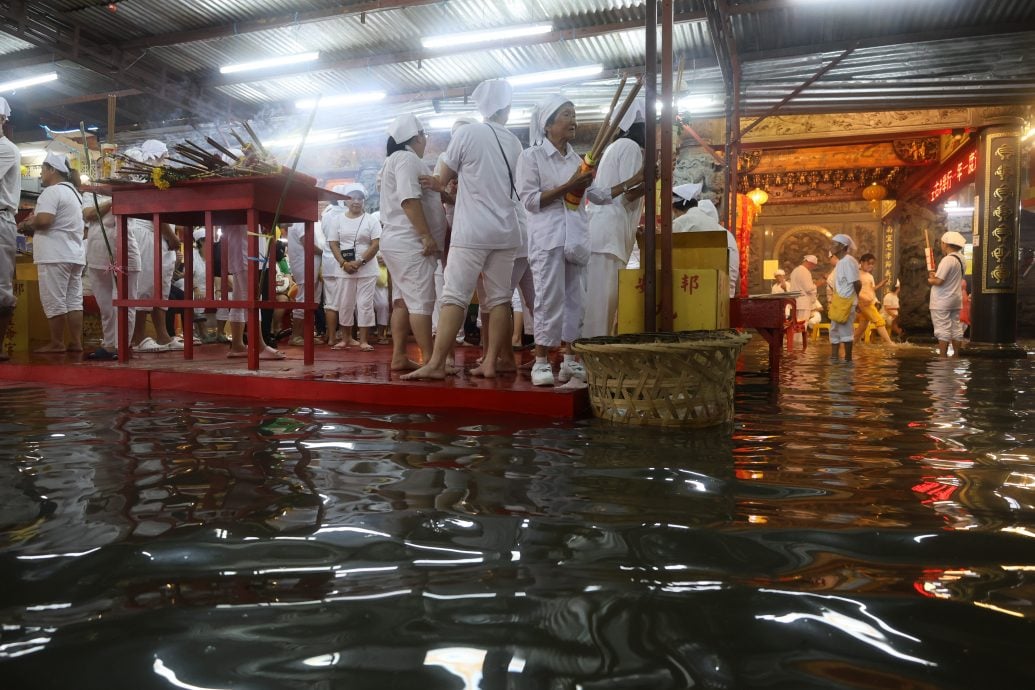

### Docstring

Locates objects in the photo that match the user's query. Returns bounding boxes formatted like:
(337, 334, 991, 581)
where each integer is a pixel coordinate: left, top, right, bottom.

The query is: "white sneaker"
(531, 362, 554, 387)
(557, 360, 586, 383)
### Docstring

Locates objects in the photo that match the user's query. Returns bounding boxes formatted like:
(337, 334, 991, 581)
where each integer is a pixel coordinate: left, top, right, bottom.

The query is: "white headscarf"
(472, 79, 513, 119)
(529, 95, 571, 146)
(43, 151, 69, 173)
(388, 113, 422, 144)
(0, 97, 10, 118)
(698, 199, 719, 222)
(617, 98, 645, 132)
(831, 233, 856, 252)
(673, 182, 702, 203)
(341, 182, 366, 198)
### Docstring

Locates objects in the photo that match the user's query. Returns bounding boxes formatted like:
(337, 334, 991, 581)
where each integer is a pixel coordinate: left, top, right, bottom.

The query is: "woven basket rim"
(573, 329, 750, 353)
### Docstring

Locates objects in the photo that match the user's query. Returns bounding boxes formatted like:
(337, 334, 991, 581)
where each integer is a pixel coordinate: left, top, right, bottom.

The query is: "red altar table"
(730, 296, 796, 382)
(99, 175, 340, 370)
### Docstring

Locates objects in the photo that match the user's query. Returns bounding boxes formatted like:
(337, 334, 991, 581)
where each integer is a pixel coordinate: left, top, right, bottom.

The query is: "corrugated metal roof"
(1, 0, 1033, 134)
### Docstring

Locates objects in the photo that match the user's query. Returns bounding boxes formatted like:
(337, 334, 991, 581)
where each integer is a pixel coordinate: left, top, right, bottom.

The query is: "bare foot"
(401, 363, 447, 380)
(347, 339, 361, 347)
(494, 359, 517, 373)
(391, 358, 421, 371)
(470, 363, 496, 378)
(34, 345, 67, 353)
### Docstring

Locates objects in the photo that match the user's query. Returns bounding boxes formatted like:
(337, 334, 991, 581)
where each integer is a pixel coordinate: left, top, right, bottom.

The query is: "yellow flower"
(151, 167, 170, 190)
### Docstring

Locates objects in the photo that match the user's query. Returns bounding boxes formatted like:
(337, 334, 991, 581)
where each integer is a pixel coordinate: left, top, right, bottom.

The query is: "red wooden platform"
(0, 342, 590, 419)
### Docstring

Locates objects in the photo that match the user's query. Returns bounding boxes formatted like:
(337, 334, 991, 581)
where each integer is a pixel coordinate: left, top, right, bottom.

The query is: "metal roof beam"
(0, 2, 244, 123)
(119, 0, 444, 50)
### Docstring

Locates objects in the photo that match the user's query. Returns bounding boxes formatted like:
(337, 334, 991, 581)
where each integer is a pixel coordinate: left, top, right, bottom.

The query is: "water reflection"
(1, 341, 1034, 688)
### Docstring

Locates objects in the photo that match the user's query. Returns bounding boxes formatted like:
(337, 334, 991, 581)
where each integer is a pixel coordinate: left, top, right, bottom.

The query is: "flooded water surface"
(2, 342, 1034, 689)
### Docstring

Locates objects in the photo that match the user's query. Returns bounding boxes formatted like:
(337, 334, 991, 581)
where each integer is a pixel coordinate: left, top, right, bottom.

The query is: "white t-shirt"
(671, 211, 740, 298)
(788, 264, 817, 314)
(442, 122, 523, 250)
(378, 148, 447, 251)
(33, 181, 85, 265)
(83, 193, 141, 271)
(858, 271, 877, 306)
(586, 138, 643, 262)
(931, 252, 964, 310)
(329, 213, 381, 279)
(771, 282, 787, 294)
(0, 137, 21, 214)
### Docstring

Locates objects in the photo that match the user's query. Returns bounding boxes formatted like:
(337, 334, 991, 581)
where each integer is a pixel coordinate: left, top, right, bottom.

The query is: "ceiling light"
(220, 52, 319, 75)
(677, 94, 718, 112)
(0, 72, 58, 92)
(422, 23, 552, 50)
(428, 113, 482, 130)
(507, 64, 603, 87)
(295, 91, 386, 110)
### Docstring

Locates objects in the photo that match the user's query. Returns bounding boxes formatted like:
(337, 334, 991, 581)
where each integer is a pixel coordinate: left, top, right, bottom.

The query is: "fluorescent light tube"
(422, 23, 552, 49)
(220, 52, 319, 75)
(507, 64, 603, 87)
(295, 91, 386, 110)
(0, 72, 58, 92)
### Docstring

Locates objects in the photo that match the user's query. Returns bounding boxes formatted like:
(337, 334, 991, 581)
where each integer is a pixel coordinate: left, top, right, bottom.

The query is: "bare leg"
(358, 326, 371, 348)
(937, 340, 949, 357)
(229, 320, 247, 355)
(875, 325, 895, 345)
(325, 309, 339, 347)
(390, 301, 419, 370)
(950, 340, 963, 357)
(403, 304, 464, 379)
(37, 314, 68, 352)
(410, 313, 433, 365)
(151, 307, 173, 344)
(131, 309, 148, 346)
(66, 310, 84, 351)
(475, 304, 516, 377)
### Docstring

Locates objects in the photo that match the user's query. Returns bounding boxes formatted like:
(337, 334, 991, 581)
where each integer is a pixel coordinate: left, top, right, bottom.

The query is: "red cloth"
(735, 193, 754, 297)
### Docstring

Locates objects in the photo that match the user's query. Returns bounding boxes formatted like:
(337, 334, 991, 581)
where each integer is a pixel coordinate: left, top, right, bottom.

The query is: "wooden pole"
(643, 0, 658, 332)
(660, 0, 674, 331)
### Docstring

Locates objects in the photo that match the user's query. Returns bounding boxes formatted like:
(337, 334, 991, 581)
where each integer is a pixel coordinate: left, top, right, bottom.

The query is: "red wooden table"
(96, 175, 340, 370)
(730, 296, 796, 382)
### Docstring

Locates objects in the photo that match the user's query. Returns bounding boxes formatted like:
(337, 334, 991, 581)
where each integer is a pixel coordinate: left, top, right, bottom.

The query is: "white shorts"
(339, 275, 377, 327)
(37, 262, 85, 318)
(0, 214, 15, 310)
(441, 246, 516, 311)
(323, 276, 344, 313)
(381, 247, 437, 315)
(931, 308, 964, 342)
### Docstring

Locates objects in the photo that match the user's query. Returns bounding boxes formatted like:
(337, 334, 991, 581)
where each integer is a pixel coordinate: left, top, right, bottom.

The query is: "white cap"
(941, 231, 966, 248)
(140, 139, 168, 162)
(673, 182, 703, 202)
(774, 269, 786, 276)
(698, 199, 719, 222)
(530, 95, 571, 146)
(0, 97, 10, 118)
(43, 151, 69, 173)
(472, 79, 513, 119)
(831, 233, 856, 251)
(341, 182, 365, 198)
(617, 98, 645, 132)
(451, 116, 478, 136)
(388, 113, 423, 144)
(803, 254, 818, 264)
(192, 228, 206, 241)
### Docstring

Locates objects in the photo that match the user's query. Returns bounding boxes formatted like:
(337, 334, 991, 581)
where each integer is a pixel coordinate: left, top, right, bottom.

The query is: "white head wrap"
(331, 183, 352, 207)
(472, 79, 513, 120)
(43, 151, 69, 174)
(831, 233, 856, 252)
(529, 95, 571, 146)
(941, 231, 966, 248)
(617, 98, 645, 132)
(140, 139, 168, 163)
(673, 182, 702, 203)
(698, 199, 720, 222)
(0, 97, 10, 118)
(774, 269, 786, 277)
(451, 116, 478, 136)
(803, 254, 818, 265)
(341, 182, 366, 198)
(388, 113, 423, 144)
(192, 228, 206, 241)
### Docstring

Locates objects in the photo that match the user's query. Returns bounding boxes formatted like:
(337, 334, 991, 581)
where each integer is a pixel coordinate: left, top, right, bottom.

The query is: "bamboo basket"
(573, 330, 751, 427)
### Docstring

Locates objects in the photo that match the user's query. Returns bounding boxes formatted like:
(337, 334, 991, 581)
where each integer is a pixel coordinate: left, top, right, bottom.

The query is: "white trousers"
(529, 245, 586, 348)
(829, 306, 856, 344)
(374, 283, 390, 326)
(931, 308, 964, 342)
(381, 247, 437, 315)
(37, 262, 84, 318)
(0, 214, 15, 311)
(88, 267, 138, 349)
(339, 276, 377, 327)
(511, 257, 535, 332)
(583, 252, 622, 338)
(441, 246, 516, 311)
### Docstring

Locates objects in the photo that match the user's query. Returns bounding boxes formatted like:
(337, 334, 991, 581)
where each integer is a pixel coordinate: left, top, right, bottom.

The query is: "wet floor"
(1, 339, 1034, 689)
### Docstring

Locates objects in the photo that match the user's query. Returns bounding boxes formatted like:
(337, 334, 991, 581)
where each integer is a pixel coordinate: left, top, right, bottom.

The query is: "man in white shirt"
(770, 269, 788, 294)
(829, 234, 861, 362)
(788, 254, 819, 323)
(0, 97, 20, 360)
(17, 152, 85, 353)
(671, 186, 740, 298)
(928, 230, 966, 357)
(583, 101, 645, 338)
(404, 79, 524, 380)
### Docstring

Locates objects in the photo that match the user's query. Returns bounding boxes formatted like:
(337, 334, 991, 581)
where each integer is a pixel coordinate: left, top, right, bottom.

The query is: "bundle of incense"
(563, 75, 644, 210)
(240, 121, 268, 156)
(924, 228, 936, 271)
